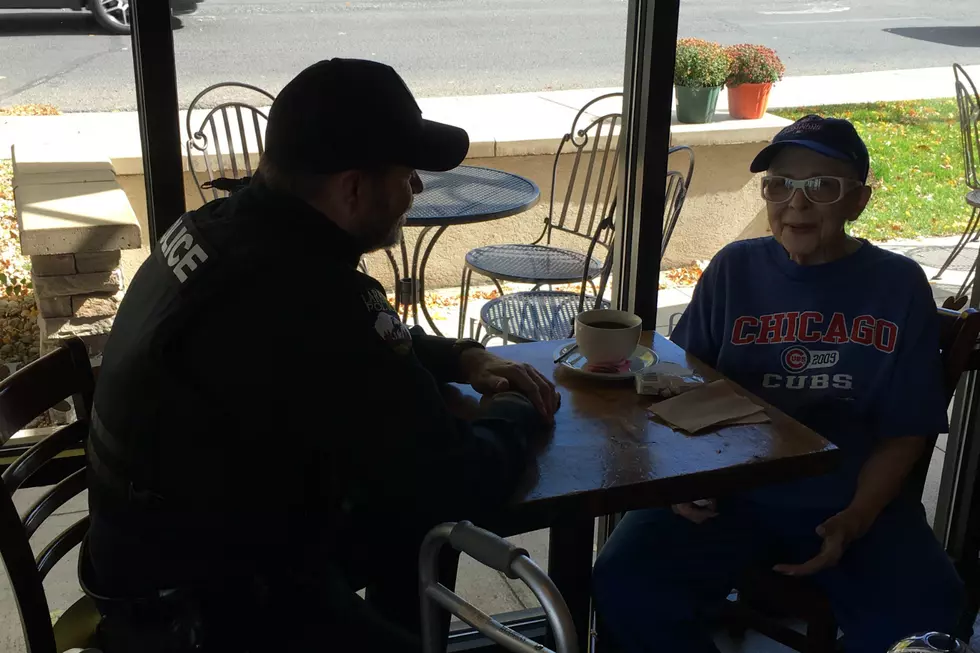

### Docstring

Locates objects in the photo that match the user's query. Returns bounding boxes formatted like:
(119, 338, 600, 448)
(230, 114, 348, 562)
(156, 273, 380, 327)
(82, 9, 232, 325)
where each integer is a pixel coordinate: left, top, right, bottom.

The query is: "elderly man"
(85, 59, 559, 652)
(592, 115, 964, 652)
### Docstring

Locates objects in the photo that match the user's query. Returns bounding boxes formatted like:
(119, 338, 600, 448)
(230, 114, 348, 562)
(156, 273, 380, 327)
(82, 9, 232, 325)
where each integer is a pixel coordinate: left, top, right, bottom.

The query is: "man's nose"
(788, 187, 810, 210)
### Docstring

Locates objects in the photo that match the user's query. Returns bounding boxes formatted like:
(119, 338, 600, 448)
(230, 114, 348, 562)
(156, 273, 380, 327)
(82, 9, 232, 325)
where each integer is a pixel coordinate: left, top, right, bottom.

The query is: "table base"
(384, 225, 450, 336)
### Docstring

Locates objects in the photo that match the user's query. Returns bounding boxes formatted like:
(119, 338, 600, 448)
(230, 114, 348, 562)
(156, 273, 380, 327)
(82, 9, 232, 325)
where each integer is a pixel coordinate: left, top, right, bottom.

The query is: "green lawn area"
(772, 99, 967, 241)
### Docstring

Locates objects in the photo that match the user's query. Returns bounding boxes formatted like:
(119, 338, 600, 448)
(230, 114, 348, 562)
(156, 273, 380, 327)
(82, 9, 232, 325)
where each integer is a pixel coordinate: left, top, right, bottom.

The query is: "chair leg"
(958, 254, 978, 304)
(458, 267, 473, 339)
(804, 614, 839, 653)
(936, 207, 980, 280)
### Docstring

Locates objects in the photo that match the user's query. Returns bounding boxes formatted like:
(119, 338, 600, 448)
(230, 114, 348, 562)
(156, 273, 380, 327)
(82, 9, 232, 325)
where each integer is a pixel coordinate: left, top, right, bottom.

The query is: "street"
(0, 0, 978, 112)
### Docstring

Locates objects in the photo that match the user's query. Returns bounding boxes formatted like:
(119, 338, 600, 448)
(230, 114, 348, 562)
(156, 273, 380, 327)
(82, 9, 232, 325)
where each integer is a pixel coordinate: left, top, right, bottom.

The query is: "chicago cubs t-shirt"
(672, 236, 948, 509)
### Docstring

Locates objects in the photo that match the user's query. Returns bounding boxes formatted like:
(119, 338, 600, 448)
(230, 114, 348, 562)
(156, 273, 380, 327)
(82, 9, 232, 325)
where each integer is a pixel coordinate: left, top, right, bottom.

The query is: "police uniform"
(85, 59, 543, 652)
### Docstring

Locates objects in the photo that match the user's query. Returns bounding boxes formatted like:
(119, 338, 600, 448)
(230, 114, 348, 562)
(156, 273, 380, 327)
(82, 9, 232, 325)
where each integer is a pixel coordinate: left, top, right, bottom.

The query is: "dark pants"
(88, 512, 438, 653)
(591, 498, 965, 653)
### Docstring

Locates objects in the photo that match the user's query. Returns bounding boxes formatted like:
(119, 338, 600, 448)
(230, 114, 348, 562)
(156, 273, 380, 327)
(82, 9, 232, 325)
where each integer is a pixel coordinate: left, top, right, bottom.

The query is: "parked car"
(0, 0, 202, 34)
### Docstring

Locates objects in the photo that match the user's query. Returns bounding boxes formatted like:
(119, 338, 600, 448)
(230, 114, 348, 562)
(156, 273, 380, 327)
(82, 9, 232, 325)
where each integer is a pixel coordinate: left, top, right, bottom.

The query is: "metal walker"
(419, 522, 579, 653)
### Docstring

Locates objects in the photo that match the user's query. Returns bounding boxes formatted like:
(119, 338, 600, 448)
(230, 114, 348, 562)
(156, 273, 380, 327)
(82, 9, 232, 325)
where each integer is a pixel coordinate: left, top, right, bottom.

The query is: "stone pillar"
(11, 144, 142, 361)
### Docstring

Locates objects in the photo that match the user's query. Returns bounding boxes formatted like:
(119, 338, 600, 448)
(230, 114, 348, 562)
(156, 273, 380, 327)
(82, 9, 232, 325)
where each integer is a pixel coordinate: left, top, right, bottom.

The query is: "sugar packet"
(635, 362, 705, 397)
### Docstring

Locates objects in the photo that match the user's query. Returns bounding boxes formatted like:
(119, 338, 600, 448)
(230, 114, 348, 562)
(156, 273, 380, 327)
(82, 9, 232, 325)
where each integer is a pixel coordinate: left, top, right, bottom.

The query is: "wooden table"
(448, 332, 840, 651)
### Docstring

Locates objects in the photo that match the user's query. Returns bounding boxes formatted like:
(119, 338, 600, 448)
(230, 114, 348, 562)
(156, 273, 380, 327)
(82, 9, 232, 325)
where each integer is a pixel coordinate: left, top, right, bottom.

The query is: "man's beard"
(362, 212, 406, 253)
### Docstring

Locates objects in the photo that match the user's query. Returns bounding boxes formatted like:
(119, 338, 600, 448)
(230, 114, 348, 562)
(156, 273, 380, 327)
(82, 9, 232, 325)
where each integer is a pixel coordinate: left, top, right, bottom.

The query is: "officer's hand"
(460, 349, 560, 424)
(671, 500, 718, 524)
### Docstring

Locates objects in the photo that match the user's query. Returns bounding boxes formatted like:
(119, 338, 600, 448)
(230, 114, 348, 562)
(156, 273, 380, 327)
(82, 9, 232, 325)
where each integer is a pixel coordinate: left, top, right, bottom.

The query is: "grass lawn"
(772, 99, 968, 241)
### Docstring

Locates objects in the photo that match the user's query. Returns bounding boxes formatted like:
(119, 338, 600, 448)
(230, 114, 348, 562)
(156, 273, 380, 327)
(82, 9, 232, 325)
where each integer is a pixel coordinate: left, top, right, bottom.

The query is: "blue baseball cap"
(750, 115, 870, 182)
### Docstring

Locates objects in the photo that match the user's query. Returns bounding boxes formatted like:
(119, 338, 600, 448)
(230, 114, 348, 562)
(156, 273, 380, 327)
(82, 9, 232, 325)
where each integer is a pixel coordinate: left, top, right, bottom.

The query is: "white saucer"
(555, 345, 659, 380)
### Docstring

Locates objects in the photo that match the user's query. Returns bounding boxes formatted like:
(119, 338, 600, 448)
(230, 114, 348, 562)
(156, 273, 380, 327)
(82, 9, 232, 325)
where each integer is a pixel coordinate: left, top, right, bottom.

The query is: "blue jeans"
(592, 498, 965, 653)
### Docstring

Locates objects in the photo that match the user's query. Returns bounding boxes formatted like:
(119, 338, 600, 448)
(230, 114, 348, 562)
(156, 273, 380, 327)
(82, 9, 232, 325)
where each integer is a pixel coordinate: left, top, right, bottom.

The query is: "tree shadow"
(884, 26, 980, 48)
(0, 11, 110, 37)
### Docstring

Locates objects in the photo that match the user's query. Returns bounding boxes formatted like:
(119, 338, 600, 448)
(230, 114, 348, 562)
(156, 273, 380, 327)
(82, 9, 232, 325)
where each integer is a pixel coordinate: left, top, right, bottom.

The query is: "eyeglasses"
(761, 175, 865, 205)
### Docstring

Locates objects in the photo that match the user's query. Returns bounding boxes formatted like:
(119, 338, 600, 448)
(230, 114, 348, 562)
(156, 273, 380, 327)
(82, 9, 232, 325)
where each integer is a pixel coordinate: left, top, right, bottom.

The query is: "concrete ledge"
(0, 87, 785, 177)
(15, 181, 142, 255)
(11, 141, 116, 186)
(670, 112, 792, 147)
(3, 65, 978, 175)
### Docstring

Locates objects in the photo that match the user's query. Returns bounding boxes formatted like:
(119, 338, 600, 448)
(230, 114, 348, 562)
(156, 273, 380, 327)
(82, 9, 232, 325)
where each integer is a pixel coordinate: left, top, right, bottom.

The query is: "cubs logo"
(781, 345, 839, 373)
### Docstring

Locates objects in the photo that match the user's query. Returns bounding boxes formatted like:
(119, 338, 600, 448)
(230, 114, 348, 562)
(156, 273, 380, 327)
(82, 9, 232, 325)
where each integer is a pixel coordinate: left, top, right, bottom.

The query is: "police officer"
(84, 59, 559, 652)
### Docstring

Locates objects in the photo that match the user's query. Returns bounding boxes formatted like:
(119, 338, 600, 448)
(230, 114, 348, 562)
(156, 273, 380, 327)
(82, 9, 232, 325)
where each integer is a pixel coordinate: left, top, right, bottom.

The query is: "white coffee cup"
(574, 309, 643, 364)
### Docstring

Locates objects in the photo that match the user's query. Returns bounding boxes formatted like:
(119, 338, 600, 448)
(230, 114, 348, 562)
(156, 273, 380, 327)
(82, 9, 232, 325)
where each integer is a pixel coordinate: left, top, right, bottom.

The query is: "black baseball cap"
(263, 59, 469, 174)
(750, 115, 870, 182)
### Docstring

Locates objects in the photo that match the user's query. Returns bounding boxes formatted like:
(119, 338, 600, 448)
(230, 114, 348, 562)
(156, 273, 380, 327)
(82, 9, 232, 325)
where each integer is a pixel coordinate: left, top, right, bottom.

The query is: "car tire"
(90, 0, 131, 35)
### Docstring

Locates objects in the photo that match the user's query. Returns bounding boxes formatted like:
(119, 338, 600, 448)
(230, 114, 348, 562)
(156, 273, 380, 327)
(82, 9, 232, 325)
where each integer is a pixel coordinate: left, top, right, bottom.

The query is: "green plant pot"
(675, 85, 722, 124)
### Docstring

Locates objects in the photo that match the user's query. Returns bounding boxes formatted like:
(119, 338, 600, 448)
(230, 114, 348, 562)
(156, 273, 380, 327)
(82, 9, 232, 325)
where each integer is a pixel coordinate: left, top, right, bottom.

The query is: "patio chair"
(456, 92, 624, 338)
(470, 146, 695, 345)
(932, 64, 980, 300)
(185, 82, 275, 204)
(473, 207, 614, 344)
(420, 521, 578, 653)
(723, 307, 980, 653)
(0, 337, 102, 653)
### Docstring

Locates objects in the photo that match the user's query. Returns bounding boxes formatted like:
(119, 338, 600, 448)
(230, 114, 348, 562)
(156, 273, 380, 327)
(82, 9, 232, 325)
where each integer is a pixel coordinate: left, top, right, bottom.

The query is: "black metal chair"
(456, 93, 624, 338)
(185, 82, 275, 204)
(0, 337, 101, 653)
(472, 145, 695, 345)
(932, 64, 980, 301)
(476, 209, 616, 345)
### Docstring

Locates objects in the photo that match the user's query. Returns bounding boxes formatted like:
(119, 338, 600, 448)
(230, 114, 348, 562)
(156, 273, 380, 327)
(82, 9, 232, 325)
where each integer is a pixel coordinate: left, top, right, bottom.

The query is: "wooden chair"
(0, 337, 101, 653)
(724, 307, 980, 652)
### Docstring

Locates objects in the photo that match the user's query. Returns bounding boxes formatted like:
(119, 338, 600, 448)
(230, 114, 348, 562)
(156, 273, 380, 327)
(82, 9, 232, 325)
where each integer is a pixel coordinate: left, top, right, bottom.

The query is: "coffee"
(586, 321, 629, 329)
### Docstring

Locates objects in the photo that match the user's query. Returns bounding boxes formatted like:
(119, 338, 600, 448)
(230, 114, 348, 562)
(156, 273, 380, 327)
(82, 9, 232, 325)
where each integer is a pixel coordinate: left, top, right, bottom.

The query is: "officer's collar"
(249, 182, 364, 269)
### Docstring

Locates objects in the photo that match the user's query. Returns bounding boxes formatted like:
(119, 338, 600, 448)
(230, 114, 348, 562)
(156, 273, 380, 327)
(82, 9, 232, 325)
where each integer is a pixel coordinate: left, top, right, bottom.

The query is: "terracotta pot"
(674, 85, 722, 124)
(727, 82, 773, 120)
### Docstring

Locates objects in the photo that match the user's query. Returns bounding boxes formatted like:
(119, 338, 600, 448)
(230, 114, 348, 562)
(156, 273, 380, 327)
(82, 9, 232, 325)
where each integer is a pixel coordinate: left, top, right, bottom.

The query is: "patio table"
(445, 331, 841, 651)
(384, 165, 540, 336)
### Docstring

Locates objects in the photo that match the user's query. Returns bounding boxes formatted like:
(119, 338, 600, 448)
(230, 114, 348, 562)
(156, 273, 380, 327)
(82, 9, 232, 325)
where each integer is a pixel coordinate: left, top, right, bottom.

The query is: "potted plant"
(674, 38, 730, 124)
(725, 44, 785, 120)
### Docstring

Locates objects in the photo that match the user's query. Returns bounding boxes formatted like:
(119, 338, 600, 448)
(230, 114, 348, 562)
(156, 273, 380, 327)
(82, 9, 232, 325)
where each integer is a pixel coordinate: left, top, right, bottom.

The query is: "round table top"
(405, 165, 541, 227)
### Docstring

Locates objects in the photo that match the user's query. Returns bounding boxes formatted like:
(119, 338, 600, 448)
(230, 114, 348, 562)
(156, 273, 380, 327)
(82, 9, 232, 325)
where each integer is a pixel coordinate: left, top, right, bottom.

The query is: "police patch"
(156, 213, 212, 285)
(362, 288, 412, 354)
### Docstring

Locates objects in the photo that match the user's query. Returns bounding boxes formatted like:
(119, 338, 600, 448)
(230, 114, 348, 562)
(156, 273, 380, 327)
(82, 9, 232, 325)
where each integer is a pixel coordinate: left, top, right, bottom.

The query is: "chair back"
(954, 64, 980, 191)
(663, 145, 696, 257)
(903, 308, 980, 501)
(574, 202, 617, 315)
(545, 93, 622, 255)
(185, 82, 276, 203)
(0, 338, 95, 653)
(939, 307, 980, 401)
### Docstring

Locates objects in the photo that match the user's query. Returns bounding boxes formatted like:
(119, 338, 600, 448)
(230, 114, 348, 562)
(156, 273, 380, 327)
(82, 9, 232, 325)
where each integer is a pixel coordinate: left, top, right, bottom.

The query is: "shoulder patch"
(362, 288, 412, 354)
(155, 213, 214, 285)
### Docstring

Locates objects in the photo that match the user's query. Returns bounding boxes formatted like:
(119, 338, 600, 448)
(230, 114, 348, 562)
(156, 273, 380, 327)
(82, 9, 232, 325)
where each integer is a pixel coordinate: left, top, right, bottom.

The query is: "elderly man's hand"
(460, 348, 560, 423)
(772, 508, 871, 576)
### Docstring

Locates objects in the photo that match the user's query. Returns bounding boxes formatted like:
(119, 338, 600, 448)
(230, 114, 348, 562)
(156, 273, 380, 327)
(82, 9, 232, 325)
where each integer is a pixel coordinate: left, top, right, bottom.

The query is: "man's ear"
(331, 170, 363, 214)
(848, 184, 872, 222)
